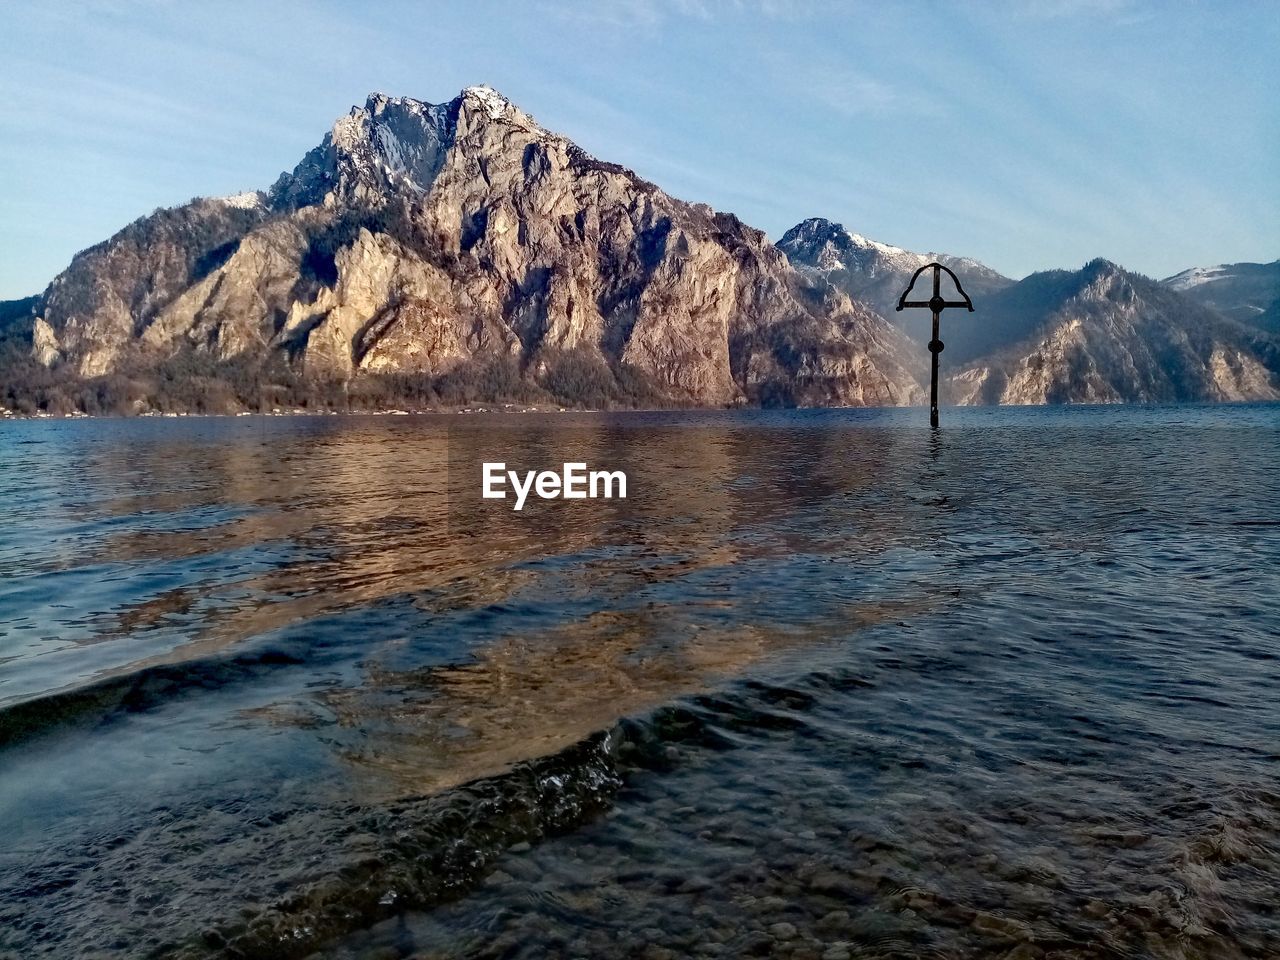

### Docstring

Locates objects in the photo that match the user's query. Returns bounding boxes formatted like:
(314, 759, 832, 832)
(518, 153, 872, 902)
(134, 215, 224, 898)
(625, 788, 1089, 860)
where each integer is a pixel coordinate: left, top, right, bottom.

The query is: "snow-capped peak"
(461, 84, 513, 120)
(781, 219, 932, 276)
(1164, 264, 1228, 291)
(842, 230, 924, 265)
(779, 217, 1007, 285)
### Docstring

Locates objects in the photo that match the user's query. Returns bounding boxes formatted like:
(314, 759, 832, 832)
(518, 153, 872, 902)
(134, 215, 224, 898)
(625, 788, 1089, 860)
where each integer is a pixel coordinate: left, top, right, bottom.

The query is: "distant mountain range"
(780, 219, 1279, 404)
(777, 218, 1014, 351)
(1162, 260, 1280, 334)
(0, 87, 1276, 415)
(947, 260, 1278, 404)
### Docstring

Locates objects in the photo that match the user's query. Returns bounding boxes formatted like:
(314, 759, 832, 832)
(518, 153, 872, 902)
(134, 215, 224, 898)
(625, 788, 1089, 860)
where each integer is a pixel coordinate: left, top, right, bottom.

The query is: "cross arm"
(896, 299, 975, 311)
(896, 262, 976, 312)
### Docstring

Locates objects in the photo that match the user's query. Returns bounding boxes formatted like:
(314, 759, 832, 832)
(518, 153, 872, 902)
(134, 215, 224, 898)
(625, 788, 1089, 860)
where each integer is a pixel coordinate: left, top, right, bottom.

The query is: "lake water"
(1, 406, 1278, 959)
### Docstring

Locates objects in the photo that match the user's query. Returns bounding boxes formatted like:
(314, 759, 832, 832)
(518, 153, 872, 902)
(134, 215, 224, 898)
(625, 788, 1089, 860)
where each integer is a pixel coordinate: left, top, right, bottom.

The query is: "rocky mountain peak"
(1082, 257, 1123, 277)
(4, 82, 1276, 415)
(1076, 258, 1137, 302)
(948, 254, 1280, 406)
(780, 217, 842, 245)
(14, 86, 924, 408)
(458, 84, 521, 121)
(779, 218, 1000, 285)
(268, 86, 564, 212)
(778, 218, 1014, 348)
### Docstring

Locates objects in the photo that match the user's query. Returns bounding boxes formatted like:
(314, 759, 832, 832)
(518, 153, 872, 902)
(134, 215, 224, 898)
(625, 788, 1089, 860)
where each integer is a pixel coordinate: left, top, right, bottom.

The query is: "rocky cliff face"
(947, 260, 1280, 405)
(21, 87, 921, 409)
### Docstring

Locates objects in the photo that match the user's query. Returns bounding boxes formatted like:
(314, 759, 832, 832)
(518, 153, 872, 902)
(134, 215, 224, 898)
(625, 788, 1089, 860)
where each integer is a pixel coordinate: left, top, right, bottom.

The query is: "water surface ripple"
(0, 405, 1277, 959)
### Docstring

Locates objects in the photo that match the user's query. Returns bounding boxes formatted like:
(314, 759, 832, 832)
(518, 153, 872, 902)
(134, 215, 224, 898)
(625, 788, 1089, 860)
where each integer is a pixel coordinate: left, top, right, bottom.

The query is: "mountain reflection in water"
(1, 406, 1278, 960)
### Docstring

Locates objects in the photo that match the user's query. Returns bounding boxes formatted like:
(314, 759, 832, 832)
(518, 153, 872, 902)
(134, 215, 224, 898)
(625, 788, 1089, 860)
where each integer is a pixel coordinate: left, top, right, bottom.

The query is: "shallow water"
(1, 405, 1278, 959)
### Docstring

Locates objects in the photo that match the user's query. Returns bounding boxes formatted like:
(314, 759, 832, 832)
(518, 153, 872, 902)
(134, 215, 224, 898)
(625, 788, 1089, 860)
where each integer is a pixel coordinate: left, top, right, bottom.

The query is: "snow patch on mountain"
(463, 84, 513, 120)
(1164, 265, 1228, 290)
(216, 191, 264, 210)
(779, 218, 1007, 285)
(781, 219, 927, 277)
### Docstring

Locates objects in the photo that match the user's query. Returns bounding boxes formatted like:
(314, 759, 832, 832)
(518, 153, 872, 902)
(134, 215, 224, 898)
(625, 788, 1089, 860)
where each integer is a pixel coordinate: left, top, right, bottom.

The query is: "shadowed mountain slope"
(947, 259, 1280, 405)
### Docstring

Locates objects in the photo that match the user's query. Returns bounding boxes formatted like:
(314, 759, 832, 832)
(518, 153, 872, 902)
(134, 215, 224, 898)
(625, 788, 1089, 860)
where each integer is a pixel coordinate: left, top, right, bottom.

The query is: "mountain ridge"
(4, 86, 921, 415)
(1, 88, 1277, 415)
(779, 219, 1280, 404)
(946, 259, 1280, 405)
(1160, 259, 1280, 334)
(777, 217, 1015, 353)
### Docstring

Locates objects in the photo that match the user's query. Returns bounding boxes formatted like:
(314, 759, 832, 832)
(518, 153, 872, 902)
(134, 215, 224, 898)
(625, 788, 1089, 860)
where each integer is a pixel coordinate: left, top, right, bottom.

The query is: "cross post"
(896, 263, 974, 427)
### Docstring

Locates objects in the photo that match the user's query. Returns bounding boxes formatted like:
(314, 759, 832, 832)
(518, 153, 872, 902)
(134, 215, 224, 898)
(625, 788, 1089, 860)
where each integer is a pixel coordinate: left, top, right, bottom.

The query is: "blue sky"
(0, 0, 1276, 299)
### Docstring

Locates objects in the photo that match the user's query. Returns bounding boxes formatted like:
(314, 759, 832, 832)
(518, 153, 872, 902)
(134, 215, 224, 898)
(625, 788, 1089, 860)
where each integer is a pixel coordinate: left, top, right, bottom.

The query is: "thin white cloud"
(670, 0, 715, 19)
(1000, 0, 1143, 19)
(535, 0, 665, 28)
(536, 0, 830, 28)
(802, 68, 927, 117)
(759, 49, 939, 119)
(730, 0, 834, 19)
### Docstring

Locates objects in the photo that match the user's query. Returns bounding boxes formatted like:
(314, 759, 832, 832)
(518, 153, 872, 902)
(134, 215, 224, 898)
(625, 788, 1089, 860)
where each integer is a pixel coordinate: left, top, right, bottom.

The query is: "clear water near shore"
(1, 405, 1278, 959)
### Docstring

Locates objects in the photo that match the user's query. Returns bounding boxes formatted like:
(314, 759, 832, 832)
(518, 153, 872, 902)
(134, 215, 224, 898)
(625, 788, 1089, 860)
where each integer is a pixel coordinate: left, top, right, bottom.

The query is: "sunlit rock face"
(23, 87, 921, 407)
(945, 259, 1280, 405)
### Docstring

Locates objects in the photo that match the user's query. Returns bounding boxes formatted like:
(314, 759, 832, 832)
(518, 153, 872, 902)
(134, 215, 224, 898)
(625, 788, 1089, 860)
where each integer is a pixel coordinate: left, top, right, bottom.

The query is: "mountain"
(6, 87, 921, 415)
(777, 217, 1014, 355)
(946, 259, 1280, 405)
(779, 220, 1280, 405)
(0, 297, 46, 410)
(0, 296, 38, 347)
(1162, 260, 1280, 334)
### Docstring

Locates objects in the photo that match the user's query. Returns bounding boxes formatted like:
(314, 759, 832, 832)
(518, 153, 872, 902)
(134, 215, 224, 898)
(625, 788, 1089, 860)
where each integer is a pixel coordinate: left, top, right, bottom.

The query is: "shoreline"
(5, 398, 1280, 423)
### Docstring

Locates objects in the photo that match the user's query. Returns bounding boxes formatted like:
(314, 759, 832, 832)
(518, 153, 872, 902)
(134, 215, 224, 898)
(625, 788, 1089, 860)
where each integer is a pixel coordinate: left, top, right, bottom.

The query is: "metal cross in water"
(896, 263, 974, 428)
